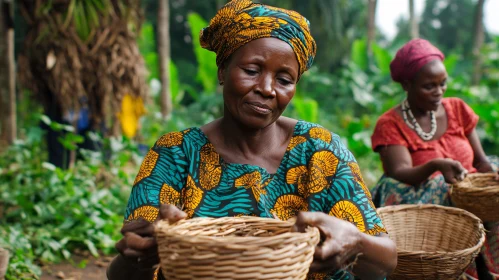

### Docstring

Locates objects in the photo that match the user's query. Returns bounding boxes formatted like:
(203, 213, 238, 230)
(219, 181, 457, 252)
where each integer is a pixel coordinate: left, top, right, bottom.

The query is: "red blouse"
(371, 98, 479, 173)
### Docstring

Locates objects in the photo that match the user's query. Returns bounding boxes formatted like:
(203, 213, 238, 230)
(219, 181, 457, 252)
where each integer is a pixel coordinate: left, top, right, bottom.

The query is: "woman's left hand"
(292, 211, 363, 272)
(474, 161, 499, 180)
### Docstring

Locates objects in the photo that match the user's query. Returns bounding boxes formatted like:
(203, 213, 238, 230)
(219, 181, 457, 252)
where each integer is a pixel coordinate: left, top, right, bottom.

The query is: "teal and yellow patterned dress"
(125, 120, 386, 280)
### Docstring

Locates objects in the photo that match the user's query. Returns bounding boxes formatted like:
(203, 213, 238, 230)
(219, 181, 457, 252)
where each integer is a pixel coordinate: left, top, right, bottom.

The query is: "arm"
(109, 132, 188, 280)
(467, 128, 494, 172)
(109, 205, 187, 280)
(353, 233, 397, 279)
(378, 145, 467, 185)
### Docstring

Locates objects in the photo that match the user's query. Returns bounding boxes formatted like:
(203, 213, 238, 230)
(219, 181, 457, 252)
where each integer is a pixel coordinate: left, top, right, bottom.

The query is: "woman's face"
(404, 60, 448, 112)
(219, 37, 299, 129)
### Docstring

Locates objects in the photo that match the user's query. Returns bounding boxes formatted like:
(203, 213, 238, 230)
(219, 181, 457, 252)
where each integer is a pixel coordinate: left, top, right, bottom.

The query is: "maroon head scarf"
(390, 39, 445, 83)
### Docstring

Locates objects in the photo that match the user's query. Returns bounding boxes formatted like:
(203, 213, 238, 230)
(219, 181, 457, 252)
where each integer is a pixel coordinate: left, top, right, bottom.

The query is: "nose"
(255, 73, 275, 98)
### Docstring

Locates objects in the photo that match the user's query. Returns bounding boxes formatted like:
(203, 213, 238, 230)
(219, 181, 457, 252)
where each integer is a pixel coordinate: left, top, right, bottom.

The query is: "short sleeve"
(371, 113, 408, 152)
(124, 132, 188, 223)
(452, 98, 479, 135)
(308, 132, 387, 236)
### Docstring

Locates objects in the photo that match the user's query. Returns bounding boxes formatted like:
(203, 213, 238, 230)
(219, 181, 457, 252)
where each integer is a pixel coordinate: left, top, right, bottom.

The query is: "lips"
(245, 102, 272, 114)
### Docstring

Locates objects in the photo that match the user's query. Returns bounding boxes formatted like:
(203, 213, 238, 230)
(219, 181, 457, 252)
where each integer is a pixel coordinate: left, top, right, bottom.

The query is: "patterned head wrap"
(390, 39, 445, 83)
(200, 0, 316, 77)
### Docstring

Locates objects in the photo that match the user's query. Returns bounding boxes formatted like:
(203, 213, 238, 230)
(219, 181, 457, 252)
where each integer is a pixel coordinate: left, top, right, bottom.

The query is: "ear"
(217, 67, 225, 85)
(401, 80, 411, 92)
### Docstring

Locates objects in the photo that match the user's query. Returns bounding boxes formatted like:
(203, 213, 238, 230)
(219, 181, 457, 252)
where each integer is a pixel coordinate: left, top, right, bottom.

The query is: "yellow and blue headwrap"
(200, 0, 317, 77)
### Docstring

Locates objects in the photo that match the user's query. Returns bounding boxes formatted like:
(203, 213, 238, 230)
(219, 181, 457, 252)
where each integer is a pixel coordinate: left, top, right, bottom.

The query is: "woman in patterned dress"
(371, 38, 499, 279)
(107, 1, 397, 279)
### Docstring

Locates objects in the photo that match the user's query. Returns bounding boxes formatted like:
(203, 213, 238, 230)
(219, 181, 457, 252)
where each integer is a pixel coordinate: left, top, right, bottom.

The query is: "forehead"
(417, 60, 447, 80)
(230, 38, 298, 68)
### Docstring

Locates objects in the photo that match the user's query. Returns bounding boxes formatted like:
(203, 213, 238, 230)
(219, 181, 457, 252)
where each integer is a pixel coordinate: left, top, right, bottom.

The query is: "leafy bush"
(0, 123, 138, 279)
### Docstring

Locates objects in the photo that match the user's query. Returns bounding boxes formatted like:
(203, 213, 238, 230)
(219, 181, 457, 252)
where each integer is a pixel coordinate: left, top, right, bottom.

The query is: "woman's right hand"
(433, 158, 468, 184)
(114, 204, 187, 268)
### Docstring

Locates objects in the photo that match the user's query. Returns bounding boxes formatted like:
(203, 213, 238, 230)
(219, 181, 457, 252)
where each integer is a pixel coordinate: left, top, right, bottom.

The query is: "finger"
(292, 211, 325, 233)
(125, 232, 157, 251)
(159, 204, 187, 223)
(122, 248, 147, 258)
(123, 223, 155, 237)
(314, 238, 340, 261)
(310, 255, 342, 272)
(121, 219, 151, 235)
(115, 238, 127, 255)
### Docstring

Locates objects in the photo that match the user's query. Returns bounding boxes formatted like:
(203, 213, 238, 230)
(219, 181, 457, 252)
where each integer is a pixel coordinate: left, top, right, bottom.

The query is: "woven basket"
(155, 216, 320, 280)
(452, 172, 499, 222)
(378, 204, 485, 280)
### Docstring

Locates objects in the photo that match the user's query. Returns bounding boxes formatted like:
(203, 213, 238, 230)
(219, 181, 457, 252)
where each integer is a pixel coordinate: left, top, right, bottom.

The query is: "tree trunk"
(409, 0, 419, 38)
(0, 0, 16, 145)
(472, 0, 486, 85)
(0, 247, 9, 280)
(158, 0, 172, 119)
(367, 0, 377, 56)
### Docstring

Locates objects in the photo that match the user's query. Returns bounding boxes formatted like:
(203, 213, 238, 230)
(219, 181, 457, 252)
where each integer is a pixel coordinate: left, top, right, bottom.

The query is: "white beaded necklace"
(401, 99, 437, 141)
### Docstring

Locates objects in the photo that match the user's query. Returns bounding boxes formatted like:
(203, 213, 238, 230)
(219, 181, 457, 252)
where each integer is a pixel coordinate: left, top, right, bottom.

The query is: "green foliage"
(138, 23, 183, 106)
(351, 39, 368, 71)
(291, 97, 319, 123)
(0, 118, 136, 278)
(187, 13, 218, 94)
(66, 0, 109, 41)
(139, 23, 160, 81)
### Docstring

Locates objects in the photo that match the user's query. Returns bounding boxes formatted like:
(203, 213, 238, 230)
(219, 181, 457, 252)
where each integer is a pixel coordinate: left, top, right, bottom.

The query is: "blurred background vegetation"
(1, 0, 498, 279)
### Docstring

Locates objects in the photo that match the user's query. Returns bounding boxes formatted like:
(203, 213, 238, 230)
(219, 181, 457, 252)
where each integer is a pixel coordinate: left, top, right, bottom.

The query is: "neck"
(219, 108, 282, 157)
(406, 99, 432, 118)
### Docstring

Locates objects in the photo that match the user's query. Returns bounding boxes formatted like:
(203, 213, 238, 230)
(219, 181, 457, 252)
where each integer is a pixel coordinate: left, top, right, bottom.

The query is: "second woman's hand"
(433, 158, 468, 184)
(292, 211, 363, 273)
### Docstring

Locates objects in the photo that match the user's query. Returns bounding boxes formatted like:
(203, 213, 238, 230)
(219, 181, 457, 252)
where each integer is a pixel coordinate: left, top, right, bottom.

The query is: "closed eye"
(277, 78, 292, 85)
(243, 68, 258, 76)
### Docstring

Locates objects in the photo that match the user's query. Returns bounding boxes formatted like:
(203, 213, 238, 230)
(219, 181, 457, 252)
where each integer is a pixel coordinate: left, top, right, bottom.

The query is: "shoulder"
(372, 108, 403, 136)
(294, 120, 356, 162)
(375, 107, 400, 126)
(152, 127, 203, 151)
(443, 97, 475, 113)
(443, 97, 466, 106)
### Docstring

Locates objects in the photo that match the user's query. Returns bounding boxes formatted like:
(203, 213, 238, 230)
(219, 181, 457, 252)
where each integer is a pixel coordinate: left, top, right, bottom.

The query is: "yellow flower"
(118, 95, 145, 138)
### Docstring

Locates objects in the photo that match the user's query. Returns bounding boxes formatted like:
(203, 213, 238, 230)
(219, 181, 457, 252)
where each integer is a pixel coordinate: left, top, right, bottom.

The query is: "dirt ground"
(40, 255, 111, 280)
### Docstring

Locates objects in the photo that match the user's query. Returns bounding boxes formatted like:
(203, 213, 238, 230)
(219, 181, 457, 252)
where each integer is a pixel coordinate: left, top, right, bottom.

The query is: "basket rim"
(155, 216, 319, 246)
(453, 172, 499, 194)
(377, 204, 486, 255)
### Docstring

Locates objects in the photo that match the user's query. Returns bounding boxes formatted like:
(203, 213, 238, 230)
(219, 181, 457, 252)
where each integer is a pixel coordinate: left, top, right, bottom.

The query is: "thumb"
(292, 211, 324, 233)
(159, 204, 187, 223)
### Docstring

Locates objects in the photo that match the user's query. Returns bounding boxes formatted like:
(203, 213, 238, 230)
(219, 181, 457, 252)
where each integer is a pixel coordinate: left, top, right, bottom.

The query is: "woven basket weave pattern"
(155, 216, 320, 280)
(452, 173, 499, 222)
(378, 204, 485, 280)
